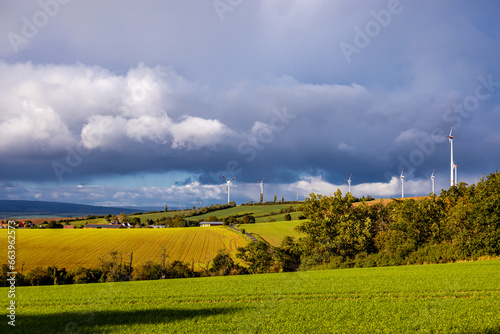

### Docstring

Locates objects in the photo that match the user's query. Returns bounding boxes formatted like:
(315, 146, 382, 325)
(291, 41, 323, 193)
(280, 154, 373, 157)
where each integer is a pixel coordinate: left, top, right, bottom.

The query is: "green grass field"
(0, 228, 248, 272)
(131, 210, 194, 223)
(56, 204, 299, 226)
(63, 210, 190, 226)
(254, 211, 302, 223)
(3, 260, 500, 333)
(186, 204, 298, 222)
(239, 220, 305, 246)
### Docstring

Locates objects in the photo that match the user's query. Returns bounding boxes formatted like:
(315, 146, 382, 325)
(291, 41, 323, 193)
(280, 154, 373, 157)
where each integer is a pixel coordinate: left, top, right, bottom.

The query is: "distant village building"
(200, 221, 224, 227)
(150, 225, 167, 228)
(63, 225, 76, 229)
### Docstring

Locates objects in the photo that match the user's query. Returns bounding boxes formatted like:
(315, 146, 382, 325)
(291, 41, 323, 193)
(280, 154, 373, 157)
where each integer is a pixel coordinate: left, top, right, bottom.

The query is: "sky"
(0, 0, 499, 209)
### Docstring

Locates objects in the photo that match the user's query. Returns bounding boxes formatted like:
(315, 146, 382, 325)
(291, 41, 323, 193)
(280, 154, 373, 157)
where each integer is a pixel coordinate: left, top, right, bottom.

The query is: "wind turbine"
(428, 169, 436, 195)
(258, 178, 264, 200)
(445, 125, 455, 187)
(454, 164, 458, 185)
(344, 174, 352, 194)
(221, 174, 236, 204)
(400, 167, 405, 198)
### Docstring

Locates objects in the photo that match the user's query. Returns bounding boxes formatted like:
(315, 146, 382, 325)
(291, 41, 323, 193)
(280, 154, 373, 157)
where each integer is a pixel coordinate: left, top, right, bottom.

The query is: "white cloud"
(0, 96, 74, 153)
(170, 116, 235, 149)
(395, 128, 427, 144)
(337, 142, 357, 153)
(0, 61, 240, 154)
(125, 115, 172, 144)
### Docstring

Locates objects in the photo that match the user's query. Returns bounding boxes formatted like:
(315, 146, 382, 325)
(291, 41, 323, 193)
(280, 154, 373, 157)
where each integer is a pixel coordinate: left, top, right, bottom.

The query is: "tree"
(284, 213, 292, 221)
(260, 193, 263, 204)
(26, 267, 52, 286)
(165, 202, 168, 212)
(296, 190, 375, 265)
(167, 261, 193, 278)
(236, 241, 275, 274)
(240, 215, 255, 224)
(159, 246, 169, 279)
(223, 216, 237, 225)
(47, 220, 63, 228)
(274, 236, 301, 271)
(211, 250, 235, 276)
(273, 194, 277, 203)
(281, 195, 284, 203)
(129, 217, 141, 226)
(69, 266, 99, 284)
(132, 261, 162, 280)
(466, 171, 500, 256)
(119, 212, 129, 224)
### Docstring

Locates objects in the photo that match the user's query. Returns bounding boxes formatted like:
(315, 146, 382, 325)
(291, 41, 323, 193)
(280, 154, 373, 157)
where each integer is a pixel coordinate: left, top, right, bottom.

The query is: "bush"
(26, 267, 53, 286)
(47, 220, 63, 229)
(133, 261, 162, 280)
(240, 215, 255, 224)
(211, 250, 235, 276)
(284, 214, 291, 221)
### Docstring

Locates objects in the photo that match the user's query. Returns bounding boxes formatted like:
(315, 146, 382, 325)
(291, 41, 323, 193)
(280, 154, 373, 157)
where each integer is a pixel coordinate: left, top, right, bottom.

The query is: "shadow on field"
(14, 306, 244, 333)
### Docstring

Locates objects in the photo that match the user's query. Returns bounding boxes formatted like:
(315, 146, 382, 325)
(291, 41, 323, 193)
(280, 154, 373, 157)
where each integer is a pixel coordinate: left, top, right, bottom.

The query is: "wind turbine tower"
(400, 167, 405, 198)
(429, 169, 436, 195)
(454, 164, 458, 185)
(221, 175, 236, 204)
(445, 126, 455, 187)
(344, 174, 352, 194)
(258, 178, 264, 199)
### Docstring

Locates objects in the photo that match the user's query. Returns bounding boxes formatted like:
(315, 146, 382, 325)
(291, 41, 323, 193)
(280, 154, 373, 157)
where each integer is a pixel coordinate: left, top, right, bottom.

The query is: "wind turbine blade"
(449, 125, 454, 137)
(221, 174, 227, 181)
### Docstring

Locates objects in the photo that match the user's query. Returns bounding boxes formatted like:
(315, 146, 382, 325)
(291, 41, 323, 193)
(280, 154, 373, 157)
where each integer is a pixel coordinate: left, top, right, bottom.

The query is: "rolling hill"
(0, 227, 249, 272)
(0, 199, 140, 218)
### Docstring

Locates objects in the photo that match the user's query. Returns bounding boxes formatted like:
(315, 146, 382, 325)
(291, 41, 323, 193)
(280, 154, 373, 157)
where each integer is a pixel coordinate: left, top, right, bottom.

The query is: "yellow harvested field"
(0, 227, 249, 272)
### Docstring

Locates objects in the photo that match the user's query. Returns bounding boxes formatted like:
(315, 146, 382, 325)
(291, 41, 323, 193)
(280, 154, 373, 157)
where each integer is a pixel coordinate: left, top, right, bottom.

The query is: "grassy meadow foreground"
(3, 260, 500, 333)
(0, 228, 249, 272)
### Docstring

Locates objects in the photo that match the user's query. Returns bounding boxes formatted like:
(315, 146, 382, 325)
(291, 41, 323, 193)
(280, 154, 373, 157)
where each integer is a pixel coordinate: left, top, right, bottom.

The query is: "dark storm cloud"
(0, 0, 499, 206)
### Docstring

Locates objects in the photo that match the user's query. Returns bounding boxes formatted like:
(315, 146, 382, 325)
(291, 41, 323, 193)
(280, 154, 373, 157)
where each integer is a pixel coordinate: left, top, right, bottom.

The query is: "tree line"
(0, 249, 247, 287)
(291, 170, 500, 269)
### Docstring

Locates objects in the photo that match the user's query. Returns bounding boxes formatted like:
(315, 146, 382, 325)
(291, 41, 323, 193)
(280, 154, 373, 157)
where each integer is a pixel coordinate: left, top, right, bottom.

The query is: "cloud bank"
(0, 0, 499, 206)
